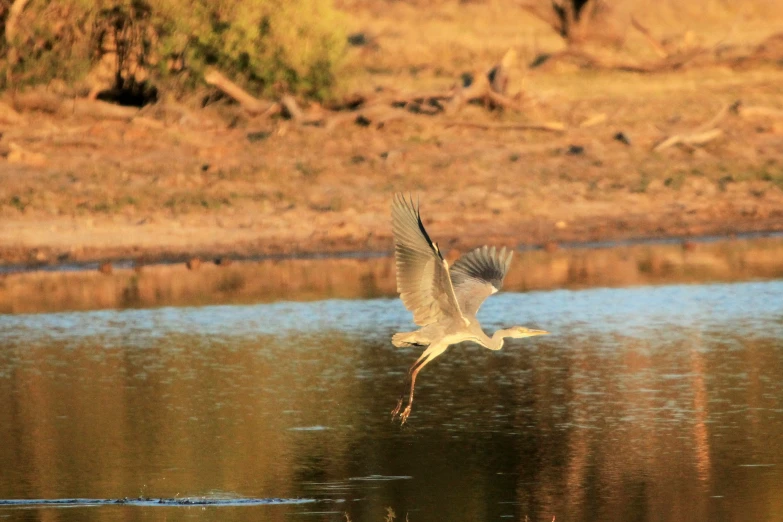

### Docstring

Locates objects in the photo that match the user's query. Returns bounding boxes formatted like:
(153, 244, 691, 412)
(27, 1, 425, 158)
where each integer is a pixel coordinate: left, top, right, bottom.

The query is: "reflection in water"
(0, 281, 782, 521)
(2, 236, 783, 314)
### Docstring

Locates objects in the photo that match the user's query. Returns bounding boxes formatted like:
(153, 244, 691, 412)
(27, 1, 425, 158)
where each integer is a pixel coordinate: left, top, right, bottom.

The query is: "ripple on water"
(0, 280, 782, 522)
(1, 281, 782, 347)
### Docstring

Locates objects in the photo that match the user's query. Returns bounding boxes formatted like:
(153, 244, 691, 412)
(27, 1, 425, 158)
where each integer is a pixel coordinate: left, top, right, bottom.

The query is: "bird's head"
(505, 326, 549, 338)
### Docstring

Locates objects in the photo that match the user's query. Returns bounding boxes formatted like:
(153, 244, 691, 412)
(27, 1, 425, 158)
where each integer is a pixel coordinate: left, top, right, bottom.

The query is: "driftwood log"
(203, 69, 279, 117)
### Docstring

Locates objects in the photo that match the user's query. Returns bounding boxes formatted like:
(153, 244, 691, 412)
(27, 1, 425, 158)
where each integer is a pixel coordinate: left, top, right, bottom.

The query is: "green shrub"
(1, 0, 346, 100)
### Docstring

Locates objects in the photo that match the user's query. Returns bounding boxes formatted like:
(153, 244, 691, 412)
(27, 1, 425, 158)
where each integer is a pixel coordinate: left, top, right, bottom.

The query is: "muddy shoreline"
(3, 212, 783, 272)
(3, 233, 783, 314)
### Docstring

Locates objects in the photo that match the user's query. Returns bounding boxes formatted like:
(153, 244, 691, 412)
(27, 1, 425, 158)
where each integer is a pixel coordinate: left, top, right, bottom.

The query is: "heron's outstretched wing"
(450, 246, 513, 316)
(392, 194, 464, 326)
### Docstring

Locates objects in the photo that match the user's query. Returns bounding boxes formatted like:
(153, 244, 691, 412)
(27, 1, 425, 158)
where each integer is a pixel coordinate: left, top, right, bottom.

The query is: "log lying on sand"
(12, 91, 140, 120)
(203, 69, 279, 117)
(203, 69, 324, 125)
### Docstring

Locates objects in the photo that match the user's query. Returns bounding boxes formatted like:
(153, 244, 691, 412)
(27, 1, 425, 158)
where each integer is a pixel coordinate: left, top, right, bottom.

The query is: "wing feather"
(392, 194, 464, 326)
(450, 245, 513, 316)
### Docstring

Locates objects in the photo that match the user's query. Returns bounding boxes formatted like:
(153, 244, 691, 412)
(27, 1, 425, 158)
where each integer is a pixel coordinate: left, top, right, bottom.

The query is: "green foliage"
(1, 1, 96, 86)
(160, 0, 346, 99)
(1, 0, 346, 100)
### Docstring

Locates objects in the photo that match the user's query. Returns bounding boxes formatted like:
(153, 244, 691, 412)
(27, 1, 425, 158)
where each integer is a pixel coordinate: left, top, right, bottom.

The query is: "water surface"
(1, 281, 782, 521)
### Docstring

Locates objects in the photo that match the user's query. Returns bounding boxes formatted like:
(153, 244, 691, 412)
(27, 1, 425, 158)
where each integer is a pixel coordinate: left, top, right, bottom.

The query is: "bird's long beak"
(528, 329, 549, 337)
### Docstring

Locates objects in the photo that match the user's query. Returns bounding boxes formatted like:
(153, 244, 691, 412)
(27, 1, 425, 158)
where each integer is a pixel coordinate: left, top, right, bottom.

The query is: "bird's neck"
(481, 328, 517, 351)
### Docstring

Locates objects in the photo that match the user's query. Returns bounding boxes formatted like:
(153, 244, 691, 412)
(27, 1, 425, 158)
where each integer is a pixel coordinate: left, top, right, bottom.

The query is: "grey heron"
(390, 194, 548, 424)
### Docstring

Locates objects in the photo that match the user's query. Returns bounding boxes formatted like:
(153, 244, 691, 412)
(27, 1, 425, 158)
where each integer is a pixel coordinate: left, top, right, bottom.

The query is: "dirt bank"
(3, 235, 782, 314)
(1, 3, 783, 269)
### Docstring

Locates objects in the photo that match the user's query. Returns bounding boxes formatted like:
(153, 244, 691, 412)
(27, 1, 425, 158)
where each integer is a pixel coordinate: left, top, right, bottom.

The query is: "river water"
(1, 281, 782, 521)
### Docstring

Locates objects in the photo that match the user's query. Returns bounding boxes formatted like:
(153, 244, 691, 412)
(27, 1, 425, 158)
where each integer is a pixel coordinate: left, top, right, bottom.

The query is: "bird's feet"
(391, 398, 403, 420)
(391, 399, 412, 425)
(399, 405, 412, 425)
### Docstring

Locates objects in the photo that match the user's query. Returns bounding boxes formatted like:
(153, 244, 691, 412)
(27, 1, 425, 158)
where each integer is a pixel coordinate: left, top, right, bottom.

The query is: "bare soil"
(1, 2, 783, 269)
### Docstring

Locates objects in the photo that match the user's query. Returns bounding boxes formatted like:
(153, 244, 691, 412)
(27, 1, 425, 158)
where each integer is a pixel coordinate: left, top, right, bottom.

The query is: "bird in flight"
(390, 194, 548, 424)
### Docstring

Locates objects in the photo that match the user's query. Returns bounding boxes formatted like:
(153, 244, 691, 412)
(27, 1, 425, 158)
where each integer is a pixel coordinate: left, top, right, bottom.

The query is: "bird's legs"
(391, 342, 447, 424)
(391, 347, 432, 420)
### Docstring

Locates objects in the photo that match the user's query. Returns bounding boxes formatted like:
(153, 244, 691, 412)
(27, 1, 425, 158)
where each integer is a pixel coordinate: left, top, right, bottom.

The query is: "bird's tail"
(392, 332, 426, 347)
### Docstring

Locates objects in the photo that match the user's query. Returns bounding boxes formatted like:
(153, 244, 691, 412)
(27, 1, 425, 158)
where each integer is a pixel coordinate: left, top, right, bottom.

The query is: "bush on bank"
(0, 0, 346, 101)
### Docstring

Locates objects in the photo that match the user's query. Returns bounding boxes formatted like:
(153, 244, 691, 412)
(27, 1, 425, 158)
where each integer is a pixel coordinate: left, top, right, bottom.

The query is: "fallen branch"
(148, 100, 217, 128)
(447, 49, 526, 114)
(203, 69, 277, 116)
(653, 102, 737, 151)
(12, 90, 63, 113)
(447, 71, 491, 114)
(68, 99, 139, 120)
(11, 92, 139, 120)
(485, 90, 528, 112)
(5, 0, 31, 44)
(280, 95, 304, 122)
(579, 113, 607, 128)
(444, 120, 566, 132)
(653, 128, 723, 152)
(692, 100, 739, 133)
(489, 48, 517, 95)
(279, 95, 326, 125)
(325, 105, 409, 131)
(381, 90, 455, 107)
